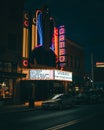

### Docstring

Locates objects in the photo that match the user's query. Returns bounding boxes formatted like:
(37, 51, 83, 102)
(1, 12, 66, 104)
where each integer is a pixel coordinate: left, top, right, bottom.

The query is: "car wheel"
(58, 102, 64, 110)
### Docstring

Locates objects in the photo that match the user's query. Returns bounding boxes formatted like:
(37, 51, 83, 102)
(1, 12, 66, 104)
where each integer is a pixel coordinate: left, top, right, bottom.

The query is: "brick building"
(66, 38, 85, 88)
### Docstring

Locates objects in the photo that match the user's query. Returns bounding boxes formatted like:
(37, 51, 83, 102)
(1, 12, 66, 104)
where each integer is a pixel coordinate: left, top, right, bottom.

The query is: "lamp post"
(91, 53, 94, 89)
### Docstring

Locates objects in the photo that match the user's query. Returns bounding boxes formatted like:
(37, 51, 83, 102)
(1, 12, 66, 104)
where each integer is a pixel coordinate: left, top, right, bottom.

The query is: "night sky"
(25, 0, 104, 72)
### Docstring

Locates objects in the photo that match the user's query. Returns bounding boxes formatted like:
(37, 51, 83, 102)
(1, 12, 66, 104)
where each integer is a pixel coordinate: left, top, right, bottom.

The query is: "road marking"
(45, 119, 81, 130)
(45, 114, 95, 130)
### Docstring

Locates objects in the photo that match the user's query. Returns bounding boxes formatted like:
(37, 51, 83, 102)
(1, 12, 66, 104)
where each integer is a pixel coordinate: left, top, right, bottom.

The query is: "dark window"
(0, 61, 3, 71)
(74, 56, 77, 69)
(4, 62, 12, 72)
(8, 34, 17, 50)
(77, 58, 80, 69)
(8, 7, 19, 22)
(12, 62, 17, 72)
(70, 55, 73, 68)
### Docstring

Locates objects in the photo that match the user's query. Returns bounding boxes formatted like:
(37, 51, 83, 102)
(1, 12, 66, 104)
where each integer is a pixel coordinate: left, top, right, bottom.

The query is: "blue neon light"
(37, 12, 43, 45)
(50, 43, 54, 51)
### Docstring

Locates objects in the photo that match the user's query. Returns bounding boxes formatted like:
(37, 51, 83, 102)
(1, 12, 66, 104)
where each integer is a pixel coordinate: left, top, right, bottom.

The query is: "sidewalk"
(0, 103, 40, 114)
(0, 104, 36, 113)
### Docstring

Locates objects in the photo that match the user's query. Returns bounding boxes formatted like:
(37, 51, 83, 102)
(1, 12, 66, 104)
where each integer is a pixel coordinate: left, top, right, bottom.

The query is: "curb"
(0, 105, 39, 114)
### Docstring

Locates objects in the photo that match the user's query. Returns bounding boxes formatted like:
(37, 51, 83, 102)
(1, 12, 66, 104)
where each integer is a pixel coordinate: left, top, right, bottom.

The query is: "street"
(0, 104, 104, 130)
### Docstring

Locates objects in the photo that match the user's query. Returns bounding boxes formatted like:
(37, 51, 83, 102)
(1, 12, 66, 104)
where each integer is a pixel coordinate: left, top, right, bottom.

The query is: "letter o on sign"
(24, 20, 29, 27)
(22, 59, 28, 67)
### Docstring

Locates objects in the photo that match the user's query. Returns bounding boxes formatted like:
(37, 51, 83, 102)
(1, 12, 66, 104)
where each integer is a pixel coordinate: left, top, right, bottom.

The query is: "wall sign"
(29, 69, 72, 81)
(30, 69, 53, 80)
(59, 25, 67, 67)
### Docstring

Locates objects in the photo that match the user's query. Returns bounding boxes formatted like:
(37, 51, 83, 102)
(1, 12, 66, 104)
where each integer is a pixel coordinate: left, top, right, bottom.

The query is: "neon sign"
(23, 13, 29, 28)
(37, 12, 43, 45)
(59, 25, 67, 67)
(22, 59, 28, 67)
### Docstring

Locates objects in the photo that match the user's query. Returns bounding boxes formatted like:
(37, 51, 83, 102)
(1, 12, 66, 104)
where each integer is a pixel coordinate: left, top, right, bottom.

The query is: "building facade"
(0, 2, 85, 104)
(0, 0, 25, 103)
(94, 62, 104, 89)
(65, 38, 85, 92)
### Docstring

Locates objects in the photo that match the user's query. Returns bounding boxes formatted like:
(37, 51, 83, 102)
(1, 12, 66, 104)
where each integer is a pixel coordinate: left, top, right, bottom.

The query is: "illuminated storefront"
(0, 61, 26, 99)
(19, 69, 72, 102)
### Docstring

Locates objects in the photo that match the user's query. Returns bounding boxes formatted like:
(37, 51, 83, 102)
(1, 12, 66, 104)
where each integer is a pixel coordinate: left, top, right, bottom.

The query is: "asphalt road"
(0, 104, 104, 130)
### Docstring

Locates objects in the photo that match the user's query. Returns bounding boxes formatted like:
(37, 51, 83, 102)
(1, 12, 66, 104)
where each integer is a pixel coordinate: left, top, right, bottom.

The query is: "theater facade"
(16, 68, 72, 103)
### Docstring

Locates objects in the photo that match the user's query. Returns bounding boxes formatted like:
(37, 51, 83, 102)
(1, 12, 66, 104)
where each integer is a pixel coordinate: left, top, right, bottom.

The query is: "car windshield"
(51, 94, 63, 99)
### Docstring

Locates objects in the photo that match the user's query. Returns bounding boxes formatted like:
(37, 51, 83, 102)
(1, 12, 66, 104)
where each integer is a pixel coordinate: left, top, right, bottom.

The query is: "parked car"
(89, 90, 104, 104)
(0, 98, 3, 106)
(75, 93, 90, 105)
(42, 93, 76, 110)
(97, 92, 104, 103)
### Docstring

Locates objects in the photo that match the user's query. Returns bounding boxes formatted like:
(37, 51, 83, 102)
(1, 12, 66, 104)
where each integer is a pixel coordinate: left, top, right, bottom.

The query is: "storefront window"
(12, 62, 17, 72)
(0, 61, 3, 71)
(0, 79, 13, 98)
(70, 55, 73, 68)
(4, 62, 12, 72)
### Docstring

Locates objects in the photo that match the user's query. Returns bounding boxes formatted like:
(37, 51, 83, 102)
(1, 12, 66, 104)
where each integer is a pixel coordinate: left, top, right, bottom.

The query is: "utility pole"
(91, 53, 94, 88)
